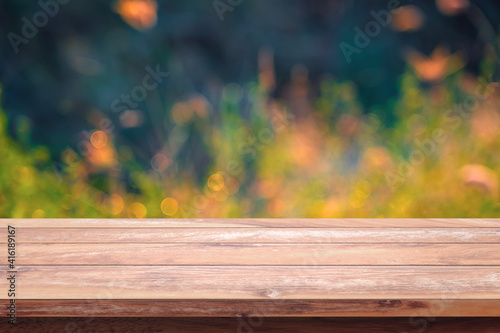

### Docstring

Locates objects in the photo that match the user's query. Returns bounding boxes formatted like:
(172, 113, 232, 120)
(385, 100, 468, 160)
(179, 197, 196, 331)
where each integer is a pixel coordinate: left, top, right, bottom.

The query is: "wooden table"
(1, 218, 500, 332)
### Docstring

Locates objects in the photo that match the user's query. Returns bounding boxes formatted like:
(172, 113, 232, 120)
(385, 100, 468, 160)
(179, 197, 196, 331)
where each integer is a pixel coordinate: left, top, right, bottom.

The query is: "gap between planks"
(1, 300, 500, 317)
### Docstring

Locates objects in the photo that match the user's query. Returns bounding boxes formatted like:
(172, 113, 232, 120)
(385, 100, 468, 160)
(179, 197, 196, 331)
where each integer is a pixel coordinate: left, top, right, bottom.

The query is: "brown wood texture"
(2, 300, 499, 317)
(2, 317, 500, 333)
(0, 219, 499, 318)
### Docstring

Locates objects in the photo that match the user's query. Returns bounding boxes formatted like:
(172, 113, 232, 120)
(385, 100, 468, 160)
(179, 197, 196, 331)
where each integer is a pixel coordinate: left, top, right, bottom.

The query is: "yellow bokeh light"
(19, 166, 35, 185)
(214, 190, 229, 202)
(354, 180, 372, 198)
(161, 197, 179, 216)
(62, 148, 79, 165)
(90, 131, 108, 149)
(127, 202, 147, 218)
(349, 193, 366, 209)
(88, 145, 116, 168)
(110, 194, 124, 215)
(207, 174, 225, 192)
(322, 197, 341, 217)
(32, 209, 45, 218)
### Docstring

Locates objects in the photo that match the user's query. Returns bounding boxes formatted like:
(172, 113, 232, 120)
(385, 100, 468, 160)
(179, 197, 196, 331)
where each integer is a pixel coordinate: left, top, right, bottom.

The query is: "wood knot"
(263, 289, 279, 298)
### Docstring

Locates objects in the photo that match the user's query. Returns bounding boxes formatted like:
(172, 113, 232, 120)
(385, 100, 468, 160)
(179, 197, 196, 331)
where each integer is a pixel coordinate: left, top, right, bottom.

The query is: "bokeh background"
(0, 0, 499, 218)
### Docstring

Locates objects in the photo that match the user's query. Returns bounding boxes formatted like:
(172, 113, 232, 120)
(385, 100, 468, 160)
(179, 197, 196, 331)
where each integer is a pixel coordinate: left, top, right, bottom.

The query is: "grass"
(0, 66, 499, 218)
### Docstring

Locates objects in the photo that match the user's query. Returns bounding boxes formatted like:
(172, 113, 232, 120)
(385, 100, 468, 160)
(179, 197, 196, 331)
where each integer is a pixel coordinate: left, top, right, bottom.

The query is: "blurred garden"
(0, 0, 499, 218)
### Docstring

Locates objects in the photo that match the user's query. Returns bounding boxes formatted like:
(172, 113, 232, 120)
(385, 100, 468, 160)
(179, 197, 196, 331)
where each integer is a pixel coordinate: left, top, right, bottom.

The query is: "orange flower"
(406, 46, 465, 82)
(391, 5, 424, 32)
(87, 144, 116, 168)
(114, 0, 157, 31)
(87, 132, 116, 168)
(436, 0, 470, 16)
(460, 164, 498, 198)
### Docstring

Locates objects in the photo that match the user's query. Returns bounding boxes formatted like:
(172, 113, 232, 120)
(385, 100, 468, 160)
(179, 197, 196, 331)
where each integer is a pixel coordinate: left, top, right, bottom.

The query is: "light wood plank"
(2, 299, 500, 317)
(2, 218, 500, 228)
(1, 219, 500, 319)
(6, 228, 500, 244)
(2, 317, 500, 332)
(13, 243, 500, 265)
(2, 266, 499, 300)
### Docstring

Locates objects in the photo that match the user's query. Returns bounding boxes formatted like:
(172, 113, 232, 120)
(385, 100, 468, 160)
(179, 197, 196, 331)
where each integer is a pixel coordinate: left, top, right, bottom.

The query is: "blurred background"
(0, 0, 499, 218)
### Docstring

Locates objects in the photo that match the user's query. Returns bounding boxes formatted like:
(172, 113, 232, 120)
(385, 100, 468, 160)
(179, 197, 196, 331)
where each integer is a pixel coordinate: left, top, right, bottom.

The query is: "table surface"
(1, 218, 500, 317)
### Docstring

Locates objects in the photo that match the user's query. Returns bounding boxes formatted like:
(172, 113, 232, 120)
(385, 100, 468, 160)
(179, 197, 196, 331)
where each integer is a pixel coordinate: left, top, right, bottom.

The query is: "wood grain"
(2, 218, 500, 228)
(6, 227, 500, 243)
(2, 300, 499, 317)
(2, 317, 500, 333)
(13, 243, 500, 265)
(2, 266, 499, 300)
(1, 218, 499, 318)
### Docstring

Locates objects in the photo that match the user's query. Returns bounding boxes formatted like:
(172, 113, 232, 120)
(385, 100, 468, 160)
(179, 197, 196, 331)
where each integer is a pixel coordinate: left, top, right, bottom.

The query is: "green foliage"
(0, 70, 499, 218)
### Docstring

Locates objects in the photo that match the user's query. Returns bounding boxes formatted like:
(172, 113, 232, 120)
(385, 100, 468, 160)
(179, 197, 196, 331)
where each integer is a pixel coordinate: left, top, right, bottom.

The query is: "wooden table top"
(1, 218, 500, 318)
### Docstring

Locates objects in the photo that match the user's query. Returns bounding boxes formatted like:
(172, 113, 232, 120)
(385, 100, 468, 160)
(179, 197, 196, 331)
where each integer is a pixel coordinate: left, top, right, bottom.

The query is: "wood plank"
(2, 317, 500, 332)
(2, 218, 500, 229)
(7, 228, 500, 244)
(2, 300, 500, 317)
(2, 266, 499, 300)
(13, 243, 500, 265)
(1, 219, 499, 319)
